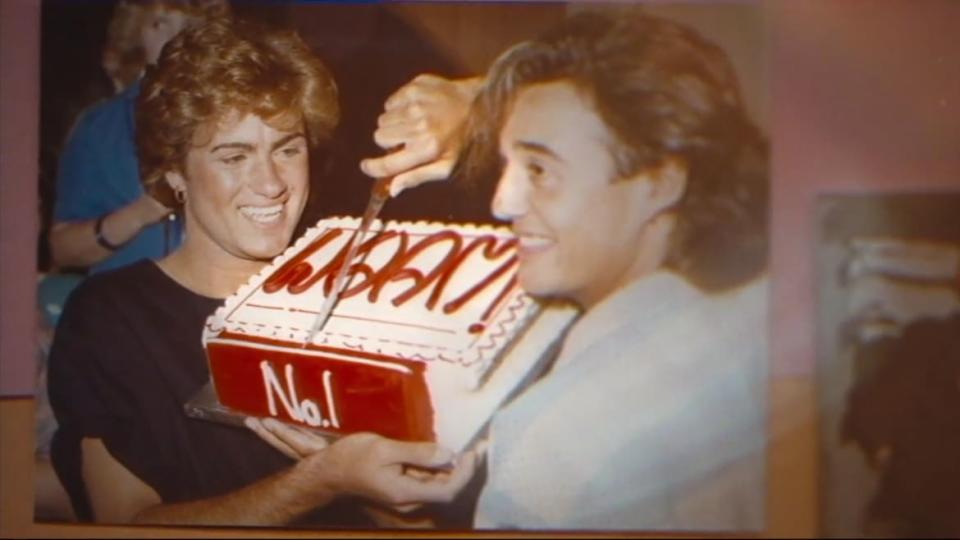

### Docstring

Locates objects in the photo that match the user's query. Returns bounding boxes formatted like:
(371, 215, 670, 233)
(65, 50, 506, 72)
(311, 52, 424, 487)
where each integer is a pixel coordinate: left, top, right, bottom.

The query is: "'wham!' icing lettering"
(262, 228, 519, 332)
(206, 219, 535, 367)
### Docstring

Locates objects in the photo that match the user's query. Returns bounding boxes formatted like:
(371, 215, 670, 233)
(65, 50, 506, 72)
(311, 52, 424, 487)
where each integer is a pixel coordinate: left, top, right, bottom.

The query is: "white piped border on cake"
(203, 216, 528, 364)
(203, 216, 347, 343)
(206, 336, 415, 374)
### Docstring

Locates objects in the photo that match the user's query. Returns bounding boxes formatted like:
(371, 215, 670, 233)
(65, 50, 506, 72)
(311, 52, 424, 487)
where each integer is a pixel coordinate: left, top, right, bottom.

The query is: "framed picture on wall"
(815, 192, 960, 538)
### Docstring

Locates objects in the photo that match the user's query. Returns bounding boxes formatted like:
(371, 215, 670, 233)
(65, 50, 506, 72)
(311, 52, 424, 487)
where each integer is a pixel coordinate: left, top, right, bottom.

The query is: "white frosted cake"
(201, 216, 577, 451)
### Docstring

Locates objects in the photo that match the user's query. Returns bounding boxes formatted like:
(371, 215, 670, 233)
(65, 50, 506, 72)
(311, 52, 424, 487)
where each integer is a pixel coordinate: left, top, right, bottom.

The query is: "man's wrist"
(289, 452, 340, 509)
(94, 214, 123, 251)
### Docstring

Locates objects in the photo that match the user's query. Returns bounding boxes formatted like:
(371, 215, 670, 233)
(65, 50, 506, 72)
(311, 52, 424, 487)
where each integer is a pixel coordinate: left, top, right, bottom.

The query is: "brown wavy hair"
(460, 9, 769, 292)
(137, 17, 339, 207)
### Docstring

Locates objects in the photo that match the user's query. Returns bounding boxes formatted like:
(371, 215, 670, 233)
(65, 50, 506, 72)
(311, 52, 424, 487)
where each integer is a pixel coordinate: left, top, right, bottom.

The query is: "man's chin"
(242, 242, 288, 262)
(518, 275, 557, 299)
(518, 272, 583, 307)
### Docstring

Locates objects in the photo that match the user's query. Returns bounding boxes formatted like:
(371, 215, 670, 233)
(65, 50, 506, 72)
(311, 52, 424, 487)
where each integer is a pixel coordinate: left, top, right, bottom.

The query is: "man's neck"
(159, 241, 266, 299)
(576, 213, 675, 311)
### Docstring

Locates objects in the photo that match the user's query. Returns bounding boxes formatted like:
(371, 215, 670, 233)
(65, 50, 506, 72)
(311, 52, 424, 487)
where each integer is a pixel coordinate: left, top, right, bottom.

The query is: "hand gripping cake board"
(188, 216, 578, 452)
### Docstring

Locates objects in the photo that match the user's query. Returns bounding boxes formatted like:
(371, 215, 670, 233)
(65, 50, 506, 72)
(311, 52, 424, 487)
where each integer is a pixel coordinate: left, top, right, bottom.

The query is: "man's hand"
(246, 418, 480, 508)
(306, 432, 478, 507)
(245, 417, 329, 460)
(360, 74, 482, 197)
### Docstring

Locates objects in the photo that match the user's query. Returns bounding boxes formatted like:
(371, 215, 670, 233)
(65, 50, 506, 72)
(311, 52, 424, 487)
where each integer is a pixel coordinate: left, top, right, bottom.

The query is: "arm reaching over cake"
(80, 431, 476, 526)
(246, 418, 480, 505)
(245, 417, 330, 460)
(246, 416, 483, 528)
(360, 74, 482, 197)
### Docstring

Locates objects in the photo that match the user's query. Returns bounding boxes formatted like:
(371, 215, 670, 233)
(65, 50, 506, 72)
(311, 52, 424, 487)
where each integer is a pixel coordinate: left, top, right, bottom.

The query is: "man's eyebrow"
(515, 140, 564, 163)
(210, 142, 253, 153)
(270, 132, 306, 151)
(209, 133, 306, 154)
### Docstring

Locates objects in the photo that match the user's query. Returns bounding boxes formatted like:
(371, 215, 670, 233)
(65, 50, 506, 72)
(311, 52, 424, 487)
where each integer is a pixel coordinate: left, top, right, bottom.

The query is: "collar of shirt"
(552, 271, 700, 371)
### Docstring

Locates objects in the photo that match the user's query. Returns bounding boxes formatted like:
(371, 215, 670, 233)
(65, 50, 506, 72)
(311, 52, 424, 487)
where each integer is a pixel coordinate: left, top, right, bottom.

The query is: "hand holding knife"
(303, 176, 392, 347)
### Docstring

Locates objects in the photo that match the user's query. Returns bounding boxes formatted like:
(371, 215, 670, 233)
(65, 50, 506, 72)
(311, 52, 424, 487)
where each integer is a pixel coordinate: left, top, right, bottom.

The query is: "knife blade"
(302, 176, 392, 347)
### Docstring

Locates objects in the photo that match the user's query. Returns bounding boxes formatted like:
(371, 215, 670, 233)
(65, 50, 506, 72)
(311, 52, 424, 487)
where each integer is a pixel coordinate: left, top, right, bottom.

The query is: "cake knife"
(303, 176, 393, 347)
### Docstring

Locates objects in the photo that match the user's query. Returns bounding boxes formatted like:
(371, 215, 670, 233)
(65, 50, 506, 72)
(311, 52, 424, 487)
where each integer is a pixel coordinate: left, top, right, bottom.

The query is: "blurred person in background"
(100, 1, 150, 95)
(48, 0, 229, 275)
(35, 0, 229, 522)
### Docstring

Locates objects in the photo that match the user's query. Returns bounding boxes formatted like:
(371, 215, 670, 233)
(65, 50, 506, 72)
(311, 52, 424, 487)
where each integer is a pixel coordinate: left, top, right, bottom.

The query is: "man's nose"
(491, 164, 528, 222)
(250, 155, 287, 198)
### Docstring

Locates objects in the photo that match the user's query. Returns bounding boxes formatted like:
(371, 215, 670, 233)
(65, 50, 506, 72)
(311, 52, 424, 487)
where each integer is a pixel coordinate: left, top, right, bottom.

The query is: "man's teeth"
(518, 235, 552, 249)
(240, 204, 283, 223)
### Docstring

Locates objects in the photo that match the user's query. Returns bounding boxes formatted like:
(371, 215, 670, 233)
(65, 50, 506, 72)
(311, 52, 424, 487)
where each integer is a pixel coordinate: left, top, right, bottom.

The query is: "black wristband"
(94, 214, 122, 251)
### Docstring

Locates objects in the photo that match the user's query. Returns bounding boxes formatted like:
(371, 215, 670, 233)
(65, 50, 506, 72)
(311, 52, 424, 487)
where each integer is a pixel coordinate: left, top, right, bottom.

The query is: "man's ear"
(633, 157, 688, 213)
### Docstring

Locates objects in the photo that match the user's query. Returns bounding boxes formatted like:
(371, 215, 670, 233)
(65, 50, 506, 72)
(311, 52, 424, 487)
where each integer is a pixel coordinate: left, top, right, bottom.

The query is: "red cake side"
(207, 332, 435, 441)
(207, 333, 434, 441)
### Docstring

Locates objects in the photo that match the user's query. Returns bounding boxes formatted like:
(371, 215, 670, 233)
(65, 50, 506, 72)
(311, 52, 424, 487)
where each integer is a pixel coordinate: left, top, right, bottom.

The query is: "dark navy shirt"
(48, 261, 369, 526)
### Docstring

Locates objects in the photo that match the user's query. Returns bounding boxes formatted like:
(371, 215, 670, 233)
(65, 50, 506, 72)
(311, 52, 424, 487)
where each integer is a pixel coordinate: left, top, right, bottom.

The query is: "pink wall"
(769, 0, 960, 376)
(1, 0, 40, 396)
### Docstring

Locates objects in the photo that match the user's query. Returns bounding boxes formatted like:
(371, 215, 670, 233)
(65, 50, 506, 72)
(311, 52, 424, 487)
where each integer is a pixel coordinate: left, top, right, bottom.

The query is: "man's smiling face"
(492, 80, 670, 308)
(169, 110, 310, 265)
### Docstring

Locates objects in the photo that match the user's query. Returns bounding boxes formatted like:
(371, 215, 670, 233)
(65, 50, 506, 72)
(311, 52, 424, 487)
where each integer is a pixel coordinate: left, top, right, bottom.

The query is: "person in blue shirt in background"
(36, 1, 228, 520)
(48, 0, 228, 274)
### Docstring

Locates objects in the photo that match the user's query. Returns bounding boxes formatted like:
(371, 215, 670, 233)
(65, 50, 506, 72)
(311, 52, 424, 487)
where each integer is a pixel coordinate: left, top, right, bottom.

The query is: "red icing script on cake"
(203, 217, 542, 442)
